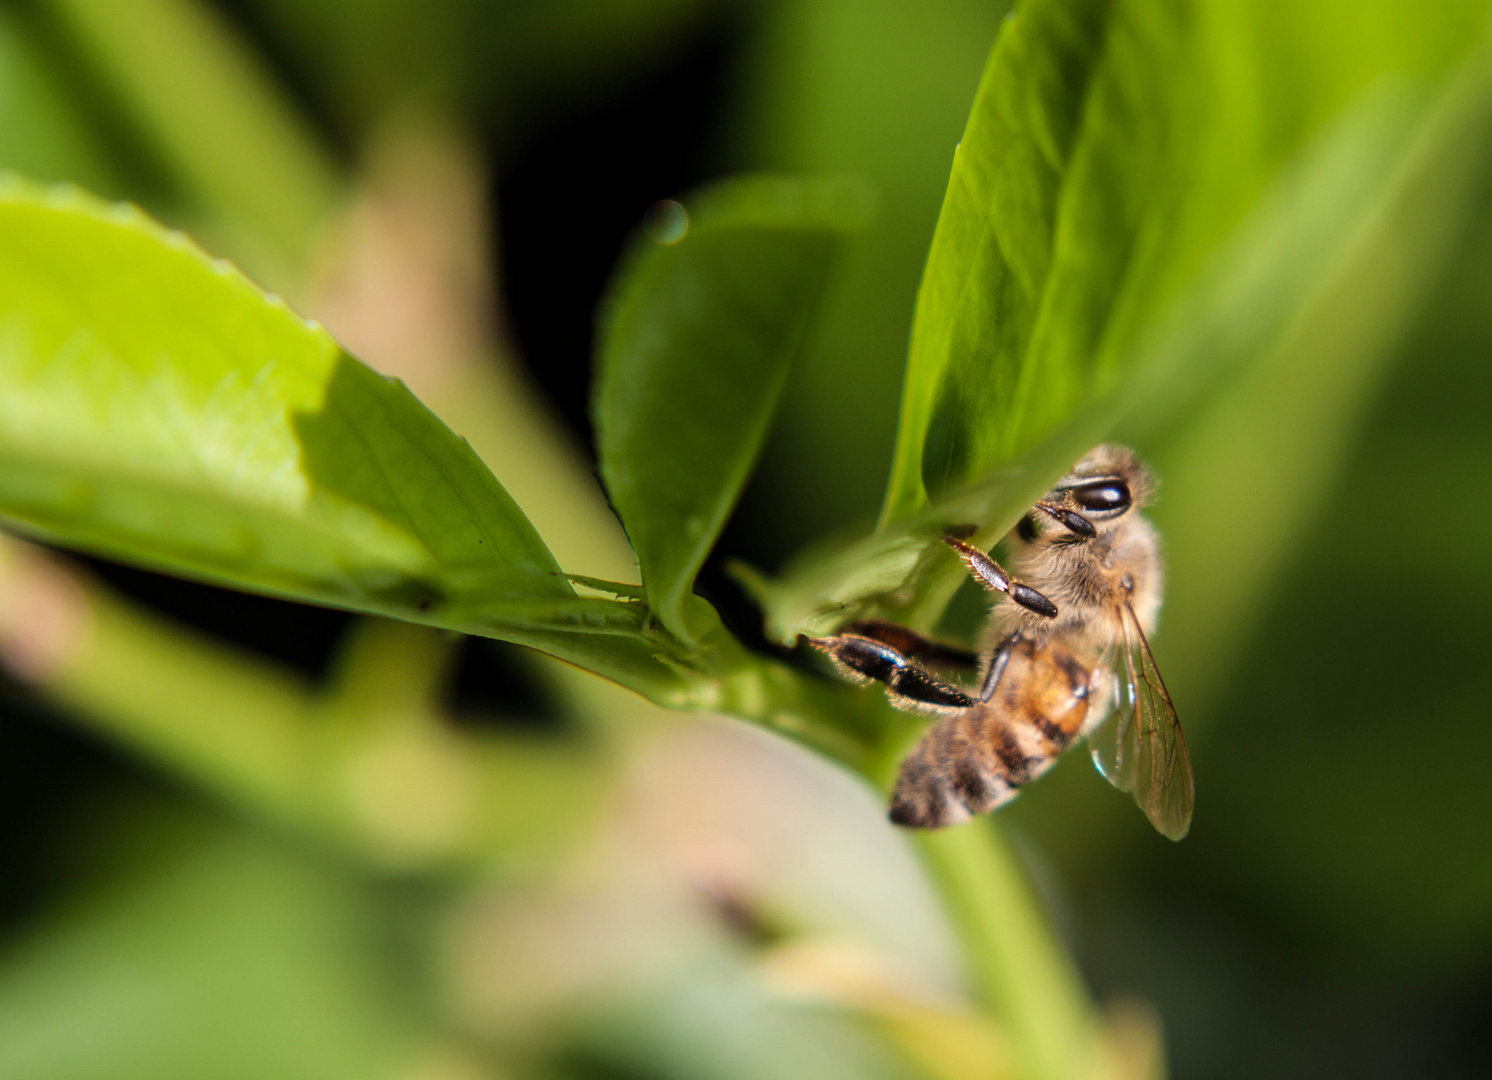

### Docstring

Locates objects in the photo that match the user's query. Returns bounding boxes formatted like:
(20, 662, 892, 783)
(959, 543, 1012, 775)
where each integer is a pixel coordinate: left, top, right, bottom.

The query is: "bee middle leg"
(942, 535, 1057, 619)
(837, 619, 979, 669)
(977, 630, 1025, 702)
(806, 632, 976, 714)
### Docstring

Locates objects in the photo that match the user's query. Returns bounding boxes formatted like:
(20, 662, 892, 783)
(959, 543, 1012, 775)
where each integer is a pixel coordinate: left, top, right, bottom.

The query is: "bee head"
(1024, 444, 1155, 540)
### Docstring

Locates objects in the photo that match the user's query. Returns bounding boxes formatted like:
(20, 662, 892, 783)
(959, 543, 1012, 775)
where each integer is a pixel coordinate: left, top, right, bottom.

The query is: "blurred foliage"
(37, 0, 340, 283)
(236, 0, 719, 139)
(0, 798, 430, 1080)
(1193, 166, 1492, 966)
(0, 7, 120, 194)
(0, 1, 1487, 1079)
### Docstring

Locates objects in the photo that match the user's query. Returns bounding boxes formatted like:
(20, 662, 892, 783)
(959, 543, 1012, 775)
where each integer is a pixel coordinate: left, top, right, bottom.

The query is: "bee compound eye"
(1071, 481, 1131, 513)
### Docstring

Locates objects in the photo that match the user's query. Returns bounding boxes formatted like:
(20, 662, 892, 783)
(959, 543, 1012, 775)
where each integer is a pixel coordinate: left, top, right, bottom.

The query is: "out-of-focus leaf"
(1165, 155, 1492, 967)
(1, 571, 611, 868)
(240, 0, 715, 137)
(40, 0, 340, 282)
(234, 0, 475, 133)
(566, 955, 920, 1080)
(0, 10, 121, 194)
(0, 809, 423, 1080)
(593, 175, 869, 644)
(747, 0, 1492, 644)
(1146, 56, 1492, 719)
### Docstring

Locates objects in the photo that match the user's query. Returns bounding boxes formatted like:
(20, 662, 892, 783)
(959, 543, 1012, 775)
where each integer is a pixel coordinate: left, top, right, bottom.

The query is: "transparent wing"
(1088, 645, 1139, 793)
(1119, 601, 1194, 840)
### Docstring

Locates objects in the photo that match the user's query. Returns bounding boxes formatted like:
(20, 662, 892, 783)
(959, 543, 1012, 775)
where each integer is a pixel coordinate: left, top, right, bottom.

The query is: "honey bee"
(809, 445, 1193, 840)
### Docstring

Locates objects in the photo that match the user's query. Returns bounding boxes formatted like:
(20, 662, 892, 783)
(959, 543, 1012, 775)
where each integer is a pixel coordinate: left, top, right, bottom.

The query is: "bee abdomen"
(886, 638, 1091, 830)
(889, 712, 1025, 829)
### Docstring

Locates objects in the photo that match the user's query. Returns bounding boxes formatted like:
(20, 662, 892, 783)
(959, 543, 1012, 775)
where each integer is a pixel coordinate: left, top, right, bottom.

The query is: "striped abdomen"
(889, 639, 1092, 829)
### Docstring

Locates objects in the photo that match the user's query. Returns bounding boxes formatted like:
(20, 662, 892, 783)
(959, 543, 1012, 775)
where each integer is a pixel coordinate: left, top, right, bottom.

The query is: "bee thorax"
(1005, 512, 1163, 650)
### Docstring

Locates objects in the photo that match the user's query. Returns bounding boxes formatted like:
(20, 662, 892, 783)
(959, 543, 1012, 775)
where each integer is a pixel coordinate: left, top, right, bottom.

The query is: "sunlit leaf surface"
(0, 178, 567, 614)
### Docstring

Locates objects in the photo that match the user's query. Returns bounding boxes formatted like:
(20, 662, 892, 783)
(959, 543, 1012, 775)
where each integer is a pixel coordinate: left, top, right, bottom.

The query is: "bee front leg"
(1034, 502, 1096, 538)
(942, 535, 1058, 619)
(806, 633, 976, 715)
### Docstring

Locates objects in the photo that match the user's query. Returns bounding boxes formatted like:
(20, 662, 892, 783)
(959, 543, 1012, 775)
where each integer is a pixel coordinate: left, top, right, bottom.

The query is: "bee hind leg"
(805, 633, 975, 715)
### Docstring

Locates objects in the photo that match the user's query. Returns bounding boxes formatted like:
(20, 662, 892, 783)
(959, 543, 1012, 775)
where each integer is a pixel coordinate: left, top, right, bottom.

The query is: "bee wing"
(1117, 601, 1194, 840)
(1088, 644, 1139, 793)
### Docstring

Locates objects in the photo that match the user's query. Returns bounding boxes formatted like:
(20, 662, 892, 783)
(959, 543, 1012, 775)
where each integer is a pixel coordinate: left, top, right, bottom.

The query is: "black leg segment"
(1035, 502, 1096, 538)
(807, 633, 976, 714)
(942, 535, 1058, 619)
(978, 631, 1023, 702)
(838, 619, 979, 669)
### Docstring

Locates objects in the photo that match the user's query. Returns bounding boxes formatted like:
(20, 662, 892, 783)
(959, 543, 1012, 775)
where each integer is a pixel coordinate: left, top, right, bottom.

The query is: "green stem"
(917, 818, 1098, 1080)
(323, 618, 459, 723)
(709, 641, 895, 771)
(51, 572, 316, 818)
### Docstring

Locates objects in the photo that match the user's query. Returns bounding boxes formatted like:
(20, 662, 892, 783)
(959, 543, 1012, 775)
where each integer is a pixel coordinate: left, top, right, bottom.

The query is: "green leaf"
(748, 0, 1492, 643)
(0, 176, 570, 617)
(593, 174, 870, 644)
(735, 0, 1012, 550)
(0, 176, 899, 739)
(0, 9, 123, 195)
(887, 0, 1492, 518)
